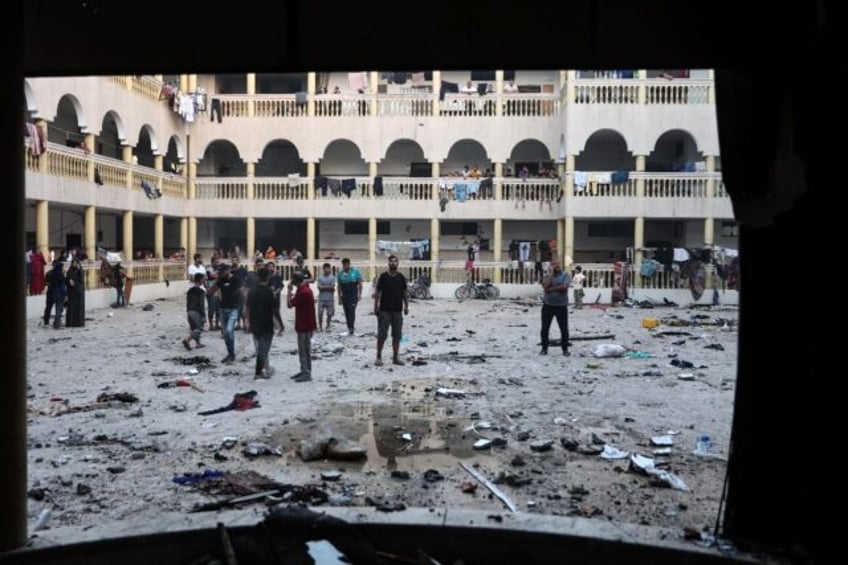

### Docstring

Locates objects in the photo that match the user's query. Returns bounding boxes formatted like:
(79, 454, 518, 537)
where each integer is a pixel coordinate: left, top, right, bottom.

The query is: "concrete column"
(122, 145, 134, 189)
(246, 217, 255, 262)
(85, 133, 95, 182)
(36, 120, 48, 173)
(179, 74, 188, 91)
(180, 218, 188, 256)
(154, 214, 164, 259)
(707, 68, 715, 104)
(635, 154, 646, 197)
(706, 155, 717, 196)
(246, 72, 256, 117)
(188, 74, 197, 92)
(494, 162, 503, 200)
(430, 218, 440, 283)
(564, 155, 575, 197)
(188, 162, 197, 200)
(431, 162, 440, 200)
(123, 210, 133, 277)
(637, 69, 647, 104)
(306, 217, 316, 260)
(155, 214, 164, 281)
(368, 162, 377, 198)
(154, 154, 163, 171)
(493, 218, 502, 283)
(246, 162, 255, 200)
(84, 205, 96, 260)
(565, 216, 575, 268)
(565, 70, 577, 105)
(634, 217, 645, 287)
(307, 162, 316, 200)
(368, 217, 377, 281)
(369, 71, 378, 116)
(307, 72, 316, 117)
(36, 200, 48, 256)
(432, 70, 441, 116)
(495, 70, 504, 117)
(188, 216, 197, 260)
(557, 219, 565, 264)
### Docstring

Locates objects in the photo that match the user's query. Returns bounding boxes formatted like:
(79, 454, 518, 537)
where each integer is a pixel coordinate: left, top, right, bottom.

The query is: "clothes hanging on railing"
(373, 176, 383, 196)
(341, 178, 356, 197)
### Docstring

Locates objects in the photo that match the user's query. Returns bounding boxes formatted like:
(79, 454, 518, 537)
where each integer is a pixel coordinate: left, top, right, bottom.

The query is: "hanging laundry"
(373, 176, 383, 196)
(611, 171, 630, 184)
(341, 178, 356, 198)
(348, 72, 368, 92)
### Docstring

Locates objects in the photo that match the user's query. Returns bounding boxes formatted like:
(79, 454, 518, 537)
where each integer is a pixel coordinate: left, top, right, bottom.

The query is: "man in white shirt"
(504, 80, 519, 93)
(187, 253, 205, 284)
(571, 265, 586, 309)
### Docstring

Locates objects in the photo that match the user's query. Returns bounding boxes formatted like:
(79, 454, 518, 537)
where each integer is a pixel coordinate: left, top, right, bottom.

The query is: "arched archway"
(47, 94, 86, 147)
(164, 135, 184, 173)
(441, 139, 490, 175)
(96, 111, 127, 159)
(257, 139, 305, 176)
(382, 139, 426, 176)
(508, 138, 552, 177)
(647, 129, 703, 171)
(198, 140, 245, 177)
(136, 125, 158, 168)
(575, 129, 633, 170)
(319, 139, 367, 175)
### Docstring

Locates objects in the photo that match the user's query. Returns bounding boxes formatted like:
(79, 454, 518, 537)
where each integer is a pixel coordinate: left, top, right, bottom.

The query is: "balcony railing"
(570, 78, 712, 105)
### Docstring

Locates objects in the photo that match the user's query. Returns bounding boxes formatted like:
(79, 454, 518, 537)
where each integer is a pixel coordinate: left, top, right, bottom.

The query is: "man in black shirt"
(373, 255, 409, 366)
(245, 267, 277, 378)
(209, 264, 242, 364)
(183, 272, 206, 350)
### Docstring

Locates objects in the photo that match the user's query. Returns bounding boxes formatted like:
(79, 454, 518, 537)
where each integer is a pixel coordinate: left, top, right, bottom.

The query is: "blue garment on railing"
(611, 171, 630, 184)
(373, 176, 383, 196)
(341, 178, 356, 197)
(141, 179, 161, 199)
(454, 184, 468, 202)
(439, 80, 459, 101)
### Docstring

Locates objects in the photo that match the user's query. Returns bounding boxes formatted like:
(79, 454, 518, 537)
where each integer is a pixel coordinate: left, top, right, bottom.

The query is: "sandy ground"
(24, 290, 739, 551)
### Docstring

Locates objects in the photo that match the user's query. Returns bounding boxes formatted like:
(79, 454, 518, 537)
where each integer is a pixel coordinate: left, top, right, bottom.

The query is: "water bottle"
(695, 435, 712, 455)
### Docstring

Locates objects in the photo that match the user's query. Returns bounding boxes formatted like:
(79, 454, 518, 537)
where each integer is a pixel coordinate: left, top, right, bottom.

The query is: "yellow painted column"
(246, 72, 256, 117)
(36, 200, 49, 257)
(565, 70, 576, 105)
(564, 215, 575, 268)
(36, 120, 48, 173)
(246, 162, 255, 199)
(369, 71, 378, 116)
(154, 154, 163, 170)
(706, 155, 716, 196)
(557, 219, 565, 264)
(307, 72, 316, 117)
(180, 218, 188, 255)
(564, 155, 575, 197)
(84, 206, 97, 288)
(154, 214, 164, 281)
(634, 217, 645, 288)
(188, 217, 197, 260)
(85, 133, 96, 182)
(306, 217, 316, 260)
(154, 214, 164, 259)
(430, 218, 440, 283)
(431, 162, 440, 200)
(432, 70, 441, 116)
(307, 162, 315, 200)
(179, 74, 188, 91)
(495, 70, 504, 117)
(188, 74, 197, 92)
(246, 217, 255, 262)
(494, 162, 503, 200)
(493, 218, 502, 284)
(637, 69, 647, 104)
(188, 162, 197, 200)
(368, 162, 377, 198)
(368, 217, 377, 281)
(635, 154, 646, 197)
(122, 145, 134, 189)
(122, 210, 133, 277)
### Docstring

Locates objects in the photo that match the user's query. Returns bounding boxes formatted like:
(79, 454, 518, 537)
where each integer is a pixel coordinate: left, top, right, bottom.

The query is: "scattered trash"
(677, 373, 696, 380)
(529, 440, 554, 452)
(459, 461, 517, 512)
(650, 436, 674, 446)
(243, 442, 283, 458)
(641, 318, 660, 329)
(599, 445, 630, 459)
(628, 453, 689, 491)
(198, 390, 259, 416)
(435, 387, 466, 399)
(320, 471, 343, 481)
(653, 447, 672, 456)
(172, 469, 224, 485)
(694, 435, 712, 455)
(32, 507, 52, 531)
(473, 439, 493, 450)
(593, 344, 627, 358)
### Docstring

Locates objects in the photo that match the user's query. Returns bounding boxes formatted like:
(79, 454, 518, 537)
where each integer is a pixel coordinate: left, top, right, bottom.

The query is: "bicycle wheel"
(485, 285, 500, 299)
(455, 285, 472, 300)
(413, 286, 428, 300)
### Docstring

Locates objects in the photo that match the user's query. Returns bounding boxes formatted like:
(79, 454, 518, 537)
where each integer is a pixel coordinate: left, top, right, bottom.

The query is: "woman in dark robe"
(29, 248, 47, 295)
(65, 257, 85, 326)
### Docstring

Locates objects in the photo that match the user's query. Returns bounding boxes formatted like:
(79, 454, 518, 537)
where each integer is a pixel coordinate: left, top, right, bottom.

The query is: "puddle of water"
(269, 377, 484, 471)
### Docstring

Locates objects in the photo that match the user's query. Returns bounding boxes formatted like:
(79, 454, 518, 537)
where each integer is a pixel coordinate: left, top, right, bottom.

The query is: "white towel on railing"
(594, 172, 612, 183)
(573, 171, 588, 188)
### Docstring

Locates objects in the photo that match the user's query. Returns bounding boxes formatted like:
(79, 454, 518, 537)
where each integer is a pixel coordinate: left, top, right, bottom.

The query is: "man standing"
(266, 261, 285, 335)
(337, 257, 363, 336)
(539, 260, 571, 356)
(373, 255, 409, 366)
(294, 255, 313, 283)
(209, 263, 242, 364)
(188, 253, 205, 283)
(43, 259, 67, 328)
(316, 262, 336, 332)
(246, 267, 277, 379)
(205, 256, 221, 329)
(183, 272, 206, 350)
(287, 270, 317, 382)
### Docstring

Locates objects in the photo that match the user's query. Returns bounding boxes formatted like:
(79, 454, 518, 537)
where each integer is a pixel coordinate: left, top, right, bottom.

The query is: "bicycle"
(454, 276, 500, 300)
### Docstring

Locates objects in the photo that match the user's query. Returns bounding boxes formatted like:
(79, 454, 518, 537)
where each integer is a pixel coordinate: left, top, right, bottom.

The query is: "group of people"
(41, 256, 87, 328)
(184, 253, 402, 381)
